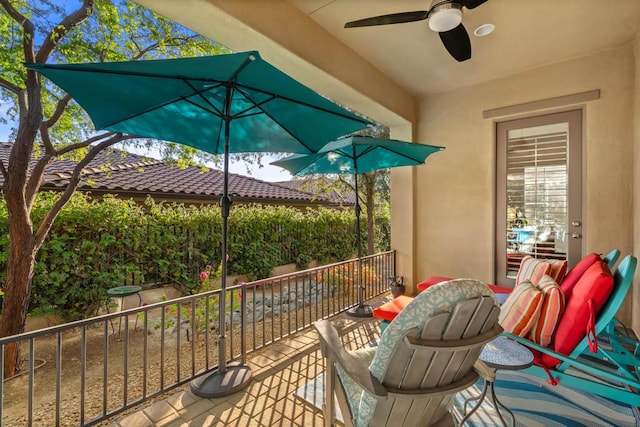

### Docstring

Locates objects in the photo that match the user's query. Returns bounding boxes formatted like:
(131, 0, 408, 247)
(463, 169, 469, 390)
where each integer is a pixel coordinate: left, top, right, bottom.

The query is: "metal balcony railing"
(0, 250, 394, 426)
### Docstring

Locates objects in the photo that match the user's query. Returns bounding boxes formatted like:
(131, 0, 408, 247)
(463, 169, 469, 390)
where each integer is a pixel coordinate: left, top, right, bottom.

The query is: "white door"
(495, 110, 582, 286)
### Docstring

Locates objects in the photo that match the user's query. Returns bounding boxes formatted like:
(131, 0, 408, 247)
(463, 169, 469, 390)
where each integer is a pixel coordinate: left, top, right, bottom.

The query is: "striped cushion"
(529, 275, 565, 347)
(547, 259, 568, 283)
(516, 256, 551, 285)
(498, 280, 544, 337)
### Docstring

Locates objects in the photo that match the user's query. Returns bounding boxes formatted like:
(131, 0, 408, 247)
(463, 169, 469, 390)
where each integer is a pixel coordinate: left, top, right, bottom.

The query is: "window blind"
(506, 130, 568, 276)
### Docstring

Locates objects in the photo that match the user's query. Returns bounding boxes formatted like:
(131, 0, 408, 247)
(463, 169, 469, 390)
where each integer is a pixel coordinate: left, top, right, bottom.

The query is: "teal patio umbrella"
(272, 136, 444, 316)
(26, 52, 372, 397)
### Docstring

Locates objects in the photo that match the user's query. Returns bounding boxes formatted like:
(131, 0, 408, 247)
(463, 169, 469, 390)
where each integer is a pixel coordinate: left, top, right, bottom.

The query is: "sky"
(0, 0, 294, 184)
(0, 107, 294, 183)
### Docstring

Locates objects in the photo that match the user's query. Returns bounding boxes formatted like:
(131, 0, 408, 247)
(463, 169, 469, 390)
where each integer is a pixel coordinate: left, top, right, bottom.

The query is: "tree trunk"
(1, 85, 42, 378)
(365, 175, 375, 256)
(0, 231, 36, 378)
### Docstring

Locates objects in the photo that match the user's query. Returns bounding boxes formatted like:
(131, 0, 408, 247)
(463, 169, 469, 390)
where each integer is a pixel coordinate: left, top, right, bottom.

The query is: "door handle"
(571, 233, 582, 239)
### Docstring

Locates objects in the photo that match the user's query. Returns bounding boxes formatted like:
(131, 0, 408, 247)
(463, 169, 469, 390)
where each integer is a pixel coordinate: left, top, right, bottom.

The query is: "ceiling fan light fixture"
(428, 2, 463, 32)
(474, 23, 495, 36)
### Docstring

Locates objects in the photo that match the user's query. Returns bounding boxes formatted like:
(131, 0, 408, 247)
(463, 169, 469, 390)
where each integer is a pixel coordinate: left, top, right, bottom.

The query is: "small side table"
(460, 336, 534, 427)
(107, 285, 142, 336)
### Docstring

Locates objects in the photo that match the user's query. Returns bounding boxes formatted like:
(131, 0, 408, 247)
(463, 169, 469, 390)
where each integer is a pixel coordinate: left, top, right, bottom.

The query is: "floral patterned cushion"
(348, 278, 495, 427)
(336, 347, 377, 419)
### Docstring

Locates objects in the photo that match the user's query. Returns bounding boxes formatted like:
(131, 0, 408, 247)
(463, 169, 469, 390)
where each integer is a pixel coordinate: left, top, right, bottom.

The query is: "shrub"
(0, 193, 389, 320)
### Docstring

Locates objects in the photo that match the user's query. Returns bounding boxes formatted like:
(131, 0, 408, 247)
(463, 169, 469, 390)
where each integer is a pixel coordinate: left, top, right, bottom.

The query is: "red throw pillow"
(541, 260, 614, 368)
(372, 295, 414, 322)
(416, 276, 452, 292)
(559, 253, 601, 298)
(418, 276, 513, 295)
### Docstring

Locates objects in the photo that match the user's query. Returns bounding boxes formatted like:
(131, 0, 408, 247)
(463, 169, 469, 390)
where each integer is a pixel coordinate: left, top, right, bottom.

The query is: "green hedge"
(0, 193, 389, 320)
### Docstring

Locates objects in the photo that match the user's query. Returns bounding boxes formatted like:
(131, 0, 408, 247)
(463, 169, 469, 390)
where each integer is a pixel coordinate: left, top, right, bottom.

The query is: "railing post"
(241, 281, 247, 365)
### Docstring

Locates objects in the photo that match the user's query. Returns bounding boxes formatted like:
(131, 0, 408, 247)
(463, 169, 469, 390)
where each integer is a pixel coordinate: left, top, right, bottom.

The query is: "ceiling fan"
(344, 0, 489, 62)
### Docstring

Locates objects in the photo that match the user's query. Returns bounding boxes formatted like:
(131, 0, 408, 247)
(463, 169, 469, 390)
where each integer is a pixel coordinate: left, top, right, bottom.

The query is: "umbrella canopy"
(272, 135, 444, 316)
(273, 135, 444, 175)
(26, 51, 371, 155)
(26, 51, 372, 397)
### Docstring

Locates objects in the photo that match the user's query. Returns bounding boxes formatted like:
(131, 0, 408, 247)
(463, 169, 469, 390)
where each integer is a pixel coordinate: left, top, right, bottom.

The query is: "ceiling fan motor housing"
(428, 1, 464, 32)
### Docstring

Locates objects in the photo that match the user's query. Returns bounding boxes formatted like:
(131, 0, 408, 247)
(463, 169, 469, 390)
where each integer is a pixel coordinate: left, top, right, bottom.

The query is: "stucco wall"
(400, 45, 636, 323)
(634, 36, 640, 333)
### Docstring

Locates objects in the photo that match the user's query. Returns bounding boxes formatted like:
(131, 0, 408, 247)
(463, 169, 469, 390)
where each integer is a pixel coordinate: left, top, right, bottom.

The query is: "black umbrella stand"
(191, 90, 252, 398)
(346, 171, 374, 318)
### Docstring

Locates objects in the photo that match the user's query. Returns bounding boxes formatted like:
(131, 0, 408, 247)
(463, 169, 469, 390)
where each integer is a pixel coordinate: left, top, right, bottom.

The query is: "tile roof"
(276, 178, 356, 206)
(0, 142, 337, 206)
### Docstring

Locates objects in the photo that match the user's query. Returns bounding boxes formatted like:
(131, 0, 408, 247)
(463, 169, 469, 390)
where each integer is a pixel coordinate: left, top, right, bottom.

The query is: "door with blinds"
(495, 110, 582, 286)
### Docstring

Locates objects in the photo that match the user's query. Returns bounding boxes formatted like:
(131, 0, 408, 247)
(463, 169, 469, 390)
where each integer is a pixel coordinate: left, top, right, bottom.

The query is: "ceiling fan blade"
(460, 0, 489, 9)
(439, 23, 471, 62)
(345, 11, 429, 28)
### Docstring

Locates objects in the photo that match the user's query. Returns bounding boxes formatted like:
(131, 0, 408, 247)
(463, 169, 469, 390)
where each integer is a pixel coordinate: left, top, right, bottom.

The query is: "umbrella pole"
(191, 100, 252, 398)
(346, 171, 373, 318)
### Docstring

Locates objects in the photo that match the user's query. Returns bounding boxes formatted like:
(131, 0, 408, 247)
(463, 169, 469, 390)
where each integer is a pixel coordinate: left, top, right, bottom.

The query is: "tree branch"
(56, 132, 118, 156)
(43, 94, 72, 128)
(35, 0, 95, 63)
(25, 147, 55, 210)
(132, 35, 197, 60)
(0, 75, 21, 94)
(39, 123, 54, 153)
(132, 41, 160, 60)
(1, 0, 35, 64)
(25, 131, 119, 203)
(33, 133, 132, 250)
(0, 0, 26, 24)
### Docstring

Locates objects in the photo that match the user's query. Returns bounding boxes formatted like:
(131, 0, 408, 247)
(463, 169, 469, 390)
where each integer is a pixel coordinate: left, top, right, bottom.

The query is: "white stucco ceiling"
(289, 0, 640, 96)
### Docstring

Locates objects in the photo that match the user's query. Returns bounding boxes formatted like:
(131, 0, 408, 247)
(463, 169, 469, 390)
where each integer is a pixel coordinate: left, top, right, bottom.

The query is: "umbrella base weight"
(346, 304, 374, 318)
(190, 363, 252, 398)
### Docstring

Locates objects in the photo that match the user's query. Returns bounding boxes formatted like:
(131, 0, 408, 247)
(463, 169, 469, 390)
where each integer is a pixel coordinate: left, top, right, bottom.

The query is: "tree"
(293, 124, 391, 256)
(0, 0, 226, 377)
(351, 124, 391, 256)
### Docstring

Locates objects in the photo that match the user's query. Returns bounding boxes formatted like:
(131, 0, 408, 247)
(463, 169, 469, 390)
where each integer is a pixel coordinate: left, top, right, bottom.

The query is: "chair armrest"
(313, 319, 387, 398)
(503, 332, 640, 390)
(503, 332, 586, 367)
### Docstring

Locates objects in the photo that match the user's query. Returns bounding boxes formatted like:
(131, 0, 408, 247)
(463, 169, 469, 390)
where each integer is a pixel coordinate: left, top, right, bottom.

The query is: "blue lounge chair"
(506, 254, 639, 406)
(603, 248, 621, 269)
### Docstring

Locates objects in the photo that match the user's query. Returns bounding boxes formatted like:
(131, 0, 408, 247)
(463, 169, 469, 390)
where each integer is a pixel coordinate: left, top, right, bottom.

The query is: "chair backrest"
(565, 255, 637, 364)
(603, 249, 621, 269)
(361, 279, 502, 426)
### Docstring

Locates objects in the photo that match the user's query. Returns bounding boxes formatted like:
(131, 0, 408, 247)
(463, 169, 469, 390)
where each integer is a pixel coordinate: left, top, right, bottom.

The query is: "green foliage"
(0, 193, 389, 321)
(1, 0, 228, 151)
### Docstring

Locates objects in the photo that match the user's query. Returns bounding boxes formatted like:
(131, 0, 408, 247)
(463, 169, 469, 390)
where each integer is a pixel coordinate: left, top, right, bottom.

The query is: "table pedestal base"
(459, 336, 533, 427)
(346, 304, 373, 317)
(106, 286, 142, 337)
(459, 375, 515, 427)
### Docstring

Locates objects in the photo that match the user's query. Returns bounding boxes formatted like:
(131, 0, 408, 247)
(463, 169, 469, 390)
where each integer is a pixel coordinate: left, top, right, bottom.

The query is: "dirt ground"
(2, 289, 361, 426)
